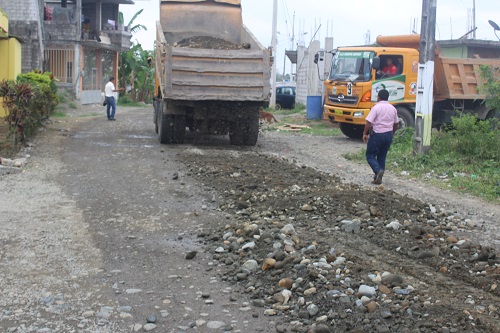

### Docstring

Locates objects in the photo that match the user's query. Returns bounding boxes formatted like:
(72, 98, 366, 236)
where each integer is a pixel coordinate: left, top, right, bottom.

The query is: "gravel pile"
(181, 150, 500, 333)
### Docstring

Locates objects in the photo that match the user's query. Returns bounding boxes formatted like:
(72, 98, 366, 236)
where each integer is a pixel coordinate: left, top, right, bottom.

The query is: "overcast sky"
(122, 0, 500, 74)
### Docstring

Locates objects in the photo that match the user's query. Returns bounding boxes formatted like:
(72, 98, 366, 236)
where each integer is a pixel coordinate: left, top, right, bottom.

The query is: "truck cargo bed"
(434, 57, 500, 101)
(155, 21, 270, 103)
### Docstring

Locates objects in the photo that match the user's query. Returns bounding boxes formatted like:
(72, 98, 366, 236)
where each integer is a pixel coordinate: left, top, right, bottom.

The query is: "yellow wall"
(0, 38, 22, 117)
(0, 8, 8, 38)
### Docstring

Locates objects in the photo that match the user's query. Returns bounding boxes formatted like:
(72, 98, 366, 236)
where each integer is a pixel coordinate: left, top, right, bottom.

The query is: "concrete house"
(0, 0, 134, 104)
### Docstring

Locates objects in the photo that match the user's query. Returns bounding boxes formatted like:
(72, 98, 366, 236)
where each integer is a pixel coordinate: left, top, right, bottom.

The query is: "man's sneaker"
(372, 170, 384, 184)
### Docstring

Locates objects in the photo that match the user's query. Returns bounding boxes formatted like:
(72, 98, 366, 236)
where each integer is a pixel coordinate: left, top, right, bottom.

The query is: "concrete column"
(95, 0, 102, 34)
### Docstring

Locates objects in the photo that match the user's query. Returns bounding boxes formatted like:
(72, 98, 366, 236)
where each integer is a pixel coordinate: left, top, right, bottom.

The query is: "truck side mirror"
(372, 57, 381, 70)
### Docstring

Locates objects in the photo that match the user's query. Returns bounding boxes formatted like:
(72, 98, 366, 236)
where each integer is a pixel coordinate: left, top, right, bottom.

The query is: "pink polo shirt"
(366, 101, 399, 133)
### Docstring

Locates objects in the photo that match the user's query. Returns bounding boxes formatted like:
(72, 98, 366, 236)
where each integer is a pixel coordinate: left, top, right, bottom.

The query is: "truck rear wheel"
(173, 115, 186, 143)
(154, 100, 160, 134)
(229, 118, 259, 146)
(339, 123, 363, 139)
(396, 106, 415, 129)
(159, 112, 174, 144)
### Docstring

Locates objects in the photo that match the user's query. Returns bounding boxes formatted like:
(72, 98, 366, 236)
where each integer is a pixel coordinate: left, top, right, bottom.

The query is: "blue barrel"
(306, 96, 323, 120)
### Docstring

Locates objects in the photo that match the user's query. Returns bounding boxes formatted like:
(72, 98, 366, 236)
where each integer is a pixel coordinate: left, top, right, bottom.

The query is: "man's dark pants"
(106, 96, 116, 120)
(366, 131, 393, 178)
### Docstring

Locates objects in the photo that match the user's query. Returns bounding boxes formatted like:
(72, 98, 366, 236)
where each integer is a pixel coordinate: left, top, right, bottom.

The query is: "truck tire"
(396, 106, 414, 129)
(154, 101, 160, 134)
(244, 117, 259, 146)
(159, 112, 174, 144)
(229, 118, 259, 146)
(339, 123, 364, 139)
(173, 115, 186, 144)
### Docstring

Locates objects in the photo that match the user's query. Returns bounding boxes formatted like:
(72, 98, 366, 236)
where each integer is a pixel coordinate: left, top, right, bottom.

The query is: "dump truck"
(153, 0, 271, 145)
(323, 34, 500, 139)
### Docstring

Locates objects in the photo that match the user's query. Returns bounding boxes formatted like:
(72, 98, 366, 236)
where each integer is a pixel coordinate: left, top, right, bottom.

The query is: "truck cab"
(324, 47, 419, 138)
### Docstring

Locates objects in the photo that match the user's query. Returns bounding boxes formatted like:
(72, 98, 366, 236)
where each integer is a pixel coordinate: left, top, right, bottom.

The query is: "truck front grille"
(328, 94, 358, 105)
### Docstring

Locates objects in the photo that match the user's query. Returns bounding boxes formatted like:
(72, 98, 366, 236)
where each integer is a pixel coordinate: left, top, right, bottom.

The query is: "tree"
(479, 64, 500, 114)
(118, 9, 154, 103)
(119, 44, 155, 103)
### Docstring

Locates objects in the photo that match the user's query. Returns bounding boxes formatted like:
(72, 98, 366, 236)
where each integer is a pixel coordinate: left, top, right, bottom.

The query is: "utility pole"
(270, 0, 277, 109)
(472, 0, 476, 39)
(414, 0, 437, 154)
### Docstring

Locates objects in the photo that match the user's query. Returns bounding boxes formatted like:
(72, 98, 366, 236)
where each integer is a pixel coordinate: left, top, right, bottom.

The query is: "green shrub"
(0, 80, 35, 144)
(68, 102, 77, 109)
(17, 71, 59, 118)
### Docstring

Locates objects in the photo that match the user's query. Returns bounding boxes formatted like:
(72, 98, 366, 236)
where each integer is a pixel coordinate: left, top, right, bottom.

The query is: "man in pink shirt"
(363, 89, 399, 184)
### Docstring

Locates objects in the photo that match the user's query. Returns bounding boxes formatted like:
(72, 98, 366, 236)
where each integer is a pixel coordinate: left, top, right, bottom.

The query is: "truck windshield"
(330, 51, 374, 82)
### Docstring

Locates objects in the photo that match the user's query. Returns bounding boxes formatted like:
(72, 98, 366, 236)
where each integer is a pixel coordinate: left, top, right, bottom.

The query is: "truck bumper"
(324, 105, 370, 126)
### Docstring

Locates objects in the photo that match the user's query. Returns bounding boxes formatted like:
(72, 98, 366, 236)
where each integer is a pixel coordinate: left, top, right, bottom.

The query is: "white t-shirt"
(105, 81, 115, 97)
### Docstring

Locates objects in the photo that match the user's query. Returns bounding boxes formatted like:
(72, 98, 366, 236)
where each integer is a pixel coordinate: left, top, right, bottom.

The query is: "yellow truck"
(323, 34, 500, 139)
(153, 0, 271, 145)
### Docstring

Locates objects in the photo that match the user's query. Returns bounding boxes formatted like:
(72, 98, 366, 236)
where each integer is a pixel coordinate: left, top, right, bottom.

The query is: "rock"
(367, 301, 377, 313)
(304, 287, 317, 296)
(380, 310, 392, 319)
(377, 285, 391, 294)
(331, 257, 346, 266)
(126, 289, 142, 294)
(417, 246, 439, 259)
(143, 323, 157, 331)
(274, 251, 287, 261)
(341, 220, 361, 234)
(314, 324, 331, 333)
(185, 251, 197, 260)
(262, 258, 276, 271)
(279, 278, 293, 289)
(172, 172, 179, 180)
(147, 315, 157, 323)
(302, 204, 314, 211)
(358, 285, 376, 297)
(131, 324, 142, 332)
(242, 259, 259, 271)
(381, 274, 403, 287)
(447, 236, 458, 243)
(207, 321, 226, 329)
(241, 241, 256, 250)
(307, 304, 319, 316)
(236, 273, 248, 281)
(386, 220, 402, 230)
(281, 224, 296, 235)
(264, 309, 277, 316)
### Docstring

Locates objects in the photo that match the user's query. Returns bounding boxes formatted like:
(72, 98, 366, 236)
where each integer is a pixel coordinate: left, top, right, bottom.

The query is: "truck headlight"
(353, 112, 364, 117)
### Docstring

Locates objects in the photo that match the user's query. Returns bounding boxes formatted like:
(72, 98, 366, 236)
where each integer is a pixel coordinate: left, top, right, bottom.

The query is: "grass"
(264, 108, 342, 136)
(344, 116, 500, 202)
(51, 111, 66, 118)
(68, 102, 77, 109)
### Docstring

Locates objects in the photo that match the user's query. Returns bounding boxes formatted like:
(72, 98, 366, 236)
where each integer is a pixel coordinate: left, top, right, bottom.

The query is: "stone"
(207, 321, 226, 329)
(242, 259, 259, 271)
(304, 287, 317, 296)
(126, 289, 142, 294)
(143, 323, 157, 331)
(386, 221, 402, 230)
(377, 285, 391, 294)
(281, 224, 296, 235)
(262, 258, 276, 271)
(185, 251, 197, 260)
(302, 204, 314, 211)
(417, 247, 439, 259)
(279, 278, 293, 289)
(358, 285, 376, 297)
(307, 303, 319, 316)
(367, 301, 377, 313)
(381, 274, 403, 287)
(241, 242, 255, 250)
(314, 324, 331, 333)
(147, 315, 157, 323)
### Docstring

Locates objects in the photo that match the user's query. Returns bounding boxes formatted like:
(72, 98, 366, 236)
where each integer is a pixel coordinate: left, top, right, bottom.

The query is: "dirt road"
(0, 106, 498, 333)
